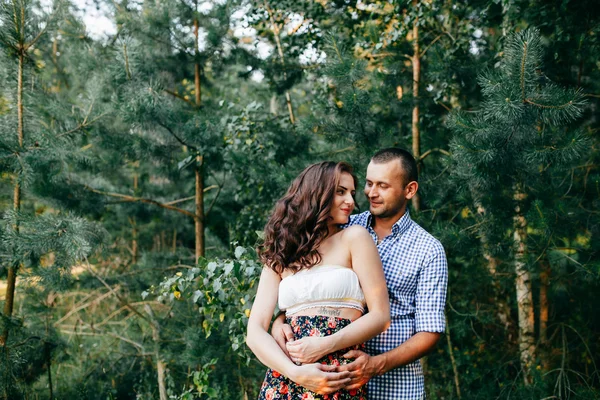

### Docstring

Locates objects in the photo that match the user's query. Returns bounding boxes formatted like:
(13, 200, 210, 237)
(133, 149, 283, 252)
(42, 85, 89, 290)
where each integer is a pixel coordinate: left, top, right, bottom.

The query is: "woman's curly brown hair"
(258, 161, 357, 274)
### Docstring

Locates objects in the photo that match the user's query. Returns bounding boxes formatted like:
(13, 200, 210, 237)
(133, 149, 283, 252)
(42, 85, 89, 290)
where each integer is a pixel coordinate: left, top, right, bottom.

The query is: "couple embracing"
(246, 148, 448, 400)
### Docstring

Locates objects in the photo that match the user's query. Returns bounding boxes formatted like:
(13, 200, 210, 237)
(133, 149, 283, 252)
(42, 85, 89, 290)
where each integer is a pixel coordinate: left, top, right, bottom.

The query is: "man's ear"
(404, 181, 419, 200)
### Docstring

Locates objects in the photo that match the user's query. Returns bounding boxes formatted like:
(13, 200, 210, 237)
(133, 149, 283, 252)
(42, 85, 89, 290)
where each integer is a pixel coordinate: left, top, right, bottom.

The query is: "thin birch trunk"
(195, 155, 204, 260)
(145, 305, 167, 400)
(411, 2, 421, 211)
(1, 48, 24, 348)
(513, 186, 535, 384)
(156, 360, 167, 400)
(194, 8, 205, 260)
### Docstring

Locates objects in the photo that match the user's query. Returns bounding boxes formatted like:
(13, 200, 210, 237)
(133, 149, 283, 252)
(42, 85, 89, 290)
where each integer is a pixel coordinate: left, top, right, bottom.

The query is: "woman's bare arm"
(286, 226, 390, 363)
(246, 267, 352, 393)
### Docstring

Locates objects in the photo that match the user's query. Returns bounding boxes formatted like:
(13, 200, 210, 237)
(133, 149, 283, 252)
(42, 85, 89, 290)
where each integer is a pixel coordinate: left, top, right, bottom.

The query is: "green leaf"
(234, 246, 246, 259)
(193, 290, 203, 303)
(177, 155, 194, 171)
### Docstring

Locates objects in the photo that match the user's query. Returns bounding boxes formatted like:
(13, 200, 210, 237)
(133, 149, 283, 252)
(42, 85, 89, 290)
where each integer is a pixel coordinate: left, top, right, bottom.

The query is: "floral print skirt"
(258, 315, 367, 400)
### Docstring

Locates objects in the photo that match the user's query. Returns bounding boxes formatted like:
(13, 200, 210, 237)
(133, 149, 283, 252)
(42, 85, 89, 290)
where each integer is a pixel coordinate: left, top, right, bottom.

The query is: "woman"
(246, 161, 390, 399)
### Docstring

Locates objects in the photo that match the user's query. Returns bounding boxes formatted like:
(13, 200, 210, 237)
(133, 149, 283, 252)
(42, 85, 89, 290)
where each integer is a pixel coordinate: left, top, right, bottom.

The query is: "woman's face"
(329, 172, 356, 225)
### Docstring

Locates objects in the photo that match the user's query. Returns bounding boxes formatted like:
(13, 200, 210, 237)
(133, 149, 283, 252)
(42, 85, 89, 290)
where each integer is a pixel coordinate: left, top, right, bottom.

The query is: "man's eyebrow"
(365, 179, 389, 185)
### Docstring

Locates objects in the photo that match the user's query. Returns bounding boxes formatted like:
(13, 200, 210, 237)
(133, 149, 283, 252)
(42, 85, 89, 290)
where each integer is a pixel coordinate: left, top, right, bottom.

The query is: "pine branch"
(56, 112, 108, 138)
(520, 40, 528, 101)
(206, 181, 223, 217)
(419, 148, 451, 161)
(164, 89, 198, 108)
(83, 256, 152, 326)
(60, 330, 145, 351)
(156, 121, 196, 150)
(164, 185, 218, 206)
(24, 1, 61, 51)
(54, 287, 119, 326)
(84, 185, 196, 218)
(524, 98, 574, 109)
(419, 34, 442, 58)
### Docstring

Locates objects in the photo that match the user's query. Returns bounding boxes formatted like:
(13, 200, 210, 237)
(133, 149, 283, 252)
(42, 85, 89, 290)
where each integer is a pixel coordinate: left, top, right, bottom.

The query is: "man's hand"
(271, 313, 294, 357)
(338, 350, 384, 390)
(290, 363, 351, 394)
(286, 336, 331, 364)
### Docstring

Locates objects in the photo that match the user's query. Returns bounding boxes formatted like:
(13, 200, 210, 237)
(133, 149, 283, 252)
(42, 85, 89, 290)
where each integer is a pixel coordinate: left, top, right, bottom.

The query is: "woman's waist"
(286, 305, 363, 321)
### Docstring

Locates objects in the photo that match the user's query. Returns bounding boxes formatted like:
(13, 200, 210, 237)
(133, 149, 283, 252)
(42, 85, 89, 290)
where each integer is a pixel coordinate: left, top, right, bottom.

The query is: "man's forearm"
(374, 332, 441, 375)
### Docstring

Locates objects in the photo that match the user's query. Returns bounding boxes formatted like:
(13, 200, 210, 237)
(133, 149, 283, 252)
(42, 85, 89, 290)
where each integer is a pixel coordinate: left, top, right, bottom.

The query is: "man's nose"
(367, 186, 378, 198)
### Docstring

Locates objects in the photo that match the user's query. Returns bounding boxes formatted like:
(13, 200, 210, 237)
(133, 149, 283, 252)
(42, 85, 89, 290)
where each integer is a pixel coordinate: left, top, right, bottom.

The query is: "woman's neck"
(327, 223, 341, 237)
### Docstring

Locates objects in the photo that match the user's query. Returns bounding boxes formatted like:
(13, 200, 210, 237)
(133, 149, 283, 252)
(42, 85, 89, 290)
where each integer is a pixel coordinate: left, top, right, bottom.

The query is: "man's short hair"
(371, 148, 418, 184)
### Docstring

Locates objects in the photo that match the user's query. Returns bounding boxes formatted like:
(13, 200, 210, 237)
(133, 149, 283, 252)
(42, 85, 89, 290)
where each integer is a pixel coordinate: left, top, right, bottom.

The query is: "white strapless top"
(278, 264, 366, 316)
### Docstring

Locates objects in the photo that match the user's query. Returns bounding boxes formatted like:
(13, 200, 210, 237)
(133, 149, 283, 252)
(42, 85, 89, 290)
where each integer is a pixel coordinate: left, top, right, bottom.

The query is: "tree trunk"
(172, 230, 177, 254)
(131, 174, 139, 263)
(264, 0, 295, 124)
(145, 305, 167, 400)
(539, 259, 549, 344)
(539, 258, 550, 371)
(156, 360, 167, 400)
(1, 49, 25, 348)
(513, 186, 535, 384)
(411, 2, 421, 211)
(45, 342, 54, 400)
(446, 314, 462, 399)
(195, 157, 204, 260)
(475, 203, 516, 342)
(194, 10, 205, 260)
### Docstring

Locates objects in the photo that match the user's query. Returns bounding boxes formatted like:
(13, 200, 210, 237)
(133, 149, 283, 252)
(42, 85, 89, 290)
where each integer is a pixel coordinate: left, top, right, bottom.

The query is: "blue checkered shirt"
(348, 210, 448, 400)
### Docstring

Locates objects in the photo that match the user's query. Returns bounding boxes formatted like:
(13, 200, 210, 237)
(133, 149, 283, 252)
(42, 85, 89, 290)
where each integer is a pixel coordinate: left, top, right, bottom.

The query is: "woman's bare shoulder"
(341, 225, 372, 242)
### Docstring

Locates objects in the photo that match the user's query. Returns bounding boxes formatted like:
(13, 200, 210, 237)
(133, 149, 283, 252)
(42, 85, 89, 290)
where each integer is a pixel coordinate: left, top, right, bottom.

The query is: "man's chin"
(369, 207, 386, 216)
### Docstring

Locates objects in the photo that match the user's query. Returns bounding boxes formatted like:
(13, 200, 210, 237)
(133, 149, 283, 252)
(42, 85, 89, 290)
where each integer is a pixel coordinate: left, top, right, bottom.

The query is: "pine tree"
(447, 28, 588, 385)
(0, 1, 104, 397)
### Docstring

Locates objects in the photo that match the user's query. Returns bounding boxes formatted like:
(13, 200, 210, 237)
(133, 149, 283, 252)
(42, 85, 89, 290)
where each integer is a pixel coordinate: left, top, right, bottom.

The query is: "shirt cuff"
(415, 311, 446, 333)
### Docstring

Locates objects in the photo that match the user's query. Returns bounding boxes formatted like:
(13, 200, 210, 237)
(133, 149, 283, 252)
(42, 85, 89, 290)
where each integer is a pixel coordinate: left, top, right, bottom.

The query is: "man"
(272, 148, 448, 399)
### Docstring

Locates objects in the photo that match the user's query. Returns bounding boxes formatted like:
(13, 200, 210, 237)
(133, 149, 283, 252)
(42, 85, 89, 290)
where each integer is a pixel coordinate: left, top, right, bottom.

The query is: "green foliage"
(0, 0, 599, 399)
(147, 245, 261, 364)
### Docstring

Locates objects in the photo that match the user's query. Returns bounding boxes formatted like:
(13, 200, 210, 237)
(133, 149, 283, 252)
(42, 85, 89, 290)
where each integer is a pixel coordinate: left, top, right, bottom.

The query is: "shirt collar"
(366, 208, 413, 237)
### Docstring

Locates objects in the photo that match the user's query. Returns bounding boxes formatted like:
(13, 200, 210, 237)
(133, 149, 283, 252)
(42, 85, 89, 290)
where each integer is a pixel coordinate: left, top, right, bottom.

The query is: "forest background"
(0, 0, 599, 399)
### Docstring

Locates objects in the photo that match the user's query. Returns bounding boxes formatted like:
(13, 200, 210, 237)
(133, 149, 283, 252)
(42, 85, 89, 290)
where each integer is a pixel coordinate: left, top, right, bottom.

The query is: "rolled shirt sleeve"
(414, 241, 448, 333)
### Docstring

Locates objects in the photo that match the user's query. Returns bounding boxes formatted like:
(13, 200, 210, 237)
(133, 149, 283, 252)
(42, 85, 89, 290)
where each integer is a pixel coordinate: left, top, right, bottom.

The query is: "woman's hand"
(290, 363, 350, 394)
(286, 336, 332, 364)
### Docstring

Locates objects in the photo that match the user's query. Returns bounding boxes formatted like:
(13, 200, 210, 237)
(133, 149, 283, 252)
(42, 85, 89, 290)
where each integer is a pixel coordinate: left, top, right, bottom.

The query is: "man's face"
(364, 160, 412, 219)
